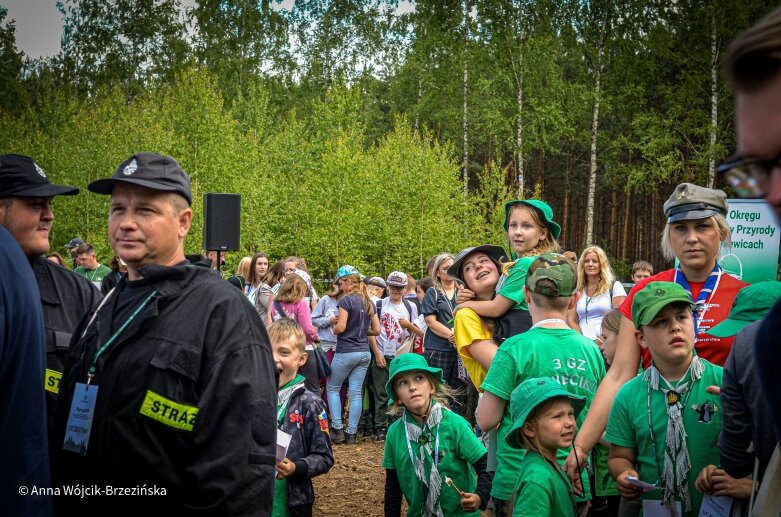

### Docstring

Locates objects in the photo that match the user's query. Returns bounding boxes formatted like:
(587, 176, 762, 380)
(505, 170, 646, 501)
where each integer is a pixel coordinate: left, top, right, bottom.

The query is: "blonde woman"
(567, 245, 626, 341)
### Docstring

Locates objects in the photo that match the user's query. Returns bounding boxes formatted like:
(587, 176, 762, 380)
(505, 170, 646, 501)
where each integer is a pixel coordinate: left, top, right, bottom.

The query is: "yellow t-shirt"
(454, 308, 494, 391)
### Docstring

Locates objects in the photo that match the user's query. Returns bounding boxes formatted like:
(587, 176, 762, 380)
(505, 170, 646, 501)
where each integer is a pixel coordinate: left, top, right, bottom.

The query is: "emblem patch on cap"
(123, 159, 138, 176)
(655, 288, 665, 297)
(677, 187, 688, 200)
(34, 162, 46, 177)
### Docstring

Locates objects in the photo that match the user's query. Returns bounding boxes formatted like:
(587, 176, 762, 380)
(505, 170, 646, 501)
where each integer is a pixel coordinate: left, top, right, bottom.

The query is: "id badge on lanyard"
(62, 289, 157, 454)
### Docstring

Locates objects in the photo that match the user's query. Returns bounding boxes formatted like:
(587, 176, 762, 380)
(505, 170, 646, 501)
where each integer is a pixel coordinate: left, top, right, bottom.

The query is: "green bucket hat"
(631, 281, 692, 329)
(506, 377, 586, 449)
(385, 354, 444, 405)
(525, 253, 577, 297)
(708, 281, 781, 337)
(503, 199, 562, 240)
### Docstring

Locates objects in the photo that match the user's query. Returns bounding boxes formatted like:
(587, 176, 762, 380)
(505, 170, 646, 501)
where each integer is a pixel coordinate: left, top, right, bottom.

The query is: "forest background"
(1, 0, 776, 285)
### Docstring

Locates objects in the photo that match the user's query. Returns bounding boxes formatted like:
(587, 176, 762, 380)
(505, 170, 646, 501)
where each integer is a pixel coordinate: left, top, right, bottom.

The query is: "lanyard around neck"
(87, 290, 157, 384)
(531, 318, 567, 330)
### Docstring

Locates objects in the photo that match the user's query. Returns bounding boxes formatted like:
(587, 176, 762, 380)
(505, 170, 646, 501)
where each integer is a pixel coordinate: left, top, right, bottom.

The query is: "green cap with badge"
(525, 253, 577, 297)
(631, 281, 693, 328)
(505, 377, 586, 449)
(385, 353, 444, 405)
(708, 281, 781, 337)
(663, 183, 728, 223)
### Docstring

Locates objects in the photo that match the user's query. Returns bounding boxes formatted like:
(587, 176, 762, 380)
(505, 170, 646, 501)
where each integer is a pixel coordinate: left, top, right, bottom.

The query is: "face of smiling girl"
(462, 252, 500, 299)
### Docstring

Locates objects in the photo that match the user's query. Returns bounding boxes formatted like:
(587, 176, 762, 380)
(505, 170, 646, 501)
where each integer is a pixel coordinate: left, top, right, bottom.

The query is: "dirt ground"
(313, 437, 388, 516)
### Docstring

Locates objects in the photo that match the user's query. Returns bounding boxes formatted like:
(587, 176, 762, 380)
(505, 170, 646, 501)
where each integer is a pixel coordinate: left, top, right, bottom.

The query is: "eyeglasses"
(716, 152, 780, 198)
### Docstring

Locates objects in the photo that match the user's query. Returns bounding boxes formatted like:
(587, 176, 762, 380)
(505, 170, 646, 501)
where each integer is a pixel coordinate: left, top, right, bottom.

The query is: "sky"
(1, 0, 199, 59)
(2, 1, 63, 59)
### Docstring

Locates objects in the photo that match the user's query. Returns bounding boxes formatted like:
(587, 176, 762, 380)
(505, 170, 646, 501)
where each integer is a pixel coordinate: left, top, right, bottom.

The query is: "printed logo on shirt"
(45, 368, 62, 394)
(691, 400, 719, 424)
(319, 410, 329, 433)
(139, 390, 199, 432)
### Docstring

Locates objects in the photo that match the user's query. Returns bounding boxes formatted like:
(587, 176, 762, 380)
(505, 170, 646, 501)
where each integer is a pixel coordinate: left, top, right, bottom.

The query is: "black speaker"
(203, 193, 241, 251)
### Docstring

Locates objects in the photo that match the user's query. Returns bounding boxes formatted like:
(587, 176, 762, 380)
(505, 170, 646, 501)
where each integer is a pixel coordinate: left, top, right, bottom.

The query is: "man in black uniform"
(0, 154, 101, 429)
(52, 153, 277, 515)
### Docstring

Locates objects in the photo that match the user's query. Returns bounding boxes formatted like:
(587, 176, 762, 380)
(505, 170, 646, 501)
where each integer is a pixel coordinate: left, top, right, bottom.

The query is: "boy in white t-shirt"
(369, 271, 425, 441)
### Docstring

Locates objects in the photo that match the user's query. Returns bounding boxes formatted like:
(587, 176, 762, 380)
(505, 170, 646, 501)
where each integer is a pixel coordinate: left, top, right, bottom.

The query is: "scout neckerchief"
(277, 374, 305, 425)
(404, 400, 443, 517)
(644, 355, 704, 514)
(674, 264, 722, 337)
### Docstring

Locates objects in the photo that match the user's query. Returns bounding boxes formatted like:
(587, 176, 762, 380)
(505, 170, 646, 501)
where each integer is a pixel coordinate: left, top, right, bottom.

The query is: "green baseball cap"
(663, 183, 728, 223)
(708, 281, 781, 337)
(385, 353, 444, 405)
(506, 377, 586, 449)
(631, 281, 692, 328)
(503, 199, 562, 240)
(525, 253, 577, 297)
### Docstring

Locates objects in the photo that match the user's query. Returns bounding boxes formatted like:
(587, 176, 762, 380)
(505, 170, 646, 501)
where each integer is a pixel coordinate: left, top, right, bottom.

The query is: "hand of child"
(695, 464, 718, 493)
(374, 353, 387, 369)
(275, 458, 296, 479)
(456, 289, 475, 304)
(459, 492, 481, 512)
(448, 331, 456, 345)
(706, 385, 721, 396)
(398, 318, 411, 330)
(329, 316, 338, 325)
(710, 468, 754, 499)
(616, 470, 644, 500)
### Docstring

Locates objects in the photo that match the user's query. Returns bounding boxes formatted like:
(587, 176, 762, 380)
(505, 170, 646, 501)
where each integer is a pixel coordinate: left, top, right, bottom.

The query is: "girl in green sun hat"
(382, 354, 492, 516)
(456, 199, 561, 344)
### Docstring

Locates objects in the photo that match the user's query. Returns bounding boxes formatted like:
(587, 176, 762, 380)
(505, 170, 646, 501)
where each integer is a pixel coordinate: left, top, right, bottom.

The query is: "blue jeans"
(326, 351, 371, 434)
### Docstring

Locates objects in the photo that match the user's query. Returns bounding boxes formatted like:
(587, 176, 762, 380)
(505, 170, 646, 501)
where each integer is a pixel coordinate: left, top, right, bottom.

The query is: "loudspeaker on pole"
(203, 193, 241, 251)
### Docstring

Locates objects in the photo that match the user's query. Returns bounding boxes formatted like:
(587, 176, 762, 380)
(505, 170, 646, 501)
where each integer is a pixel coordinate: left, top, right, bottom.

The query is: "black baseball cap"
(88, 153, 192, 205)
(0, 154, 79, 198)
(64, 237, 85, 249)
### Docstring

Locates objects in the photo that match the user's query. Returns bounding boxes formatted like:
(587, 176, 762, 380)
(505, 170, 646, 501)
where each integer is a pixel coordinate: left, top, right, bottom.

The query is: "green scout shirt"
(593, 443, 619, 497)
(271, 478, 289, 517)
(382, 404, 487, 516)
(497, 256, 536, 311)
(481, 327, 606, 500)
(605, 360, 723, 517)
(512, 451, 577, 517)
(73, 263, 112, 283)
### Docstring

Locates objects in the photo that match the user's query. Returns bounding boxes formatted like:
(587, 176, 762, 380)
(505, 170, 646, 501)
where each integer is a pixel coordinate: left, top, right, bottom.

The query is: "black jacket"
(52, 263, 278, 516)
(33, 256, 101, 429)
(279, 384, 334, 508)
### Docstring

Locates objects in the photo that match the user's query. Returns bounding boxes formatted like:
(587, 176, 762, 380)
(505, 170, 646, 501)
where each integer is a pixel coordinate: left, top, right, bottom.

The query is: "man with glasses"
(717, 7, 781, 509)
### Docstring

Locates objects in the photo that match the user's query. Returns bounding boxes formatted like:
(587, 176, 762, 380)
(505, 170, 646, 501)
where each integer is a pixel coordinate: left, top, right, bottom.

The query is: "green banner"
(720, 199, 779, 284)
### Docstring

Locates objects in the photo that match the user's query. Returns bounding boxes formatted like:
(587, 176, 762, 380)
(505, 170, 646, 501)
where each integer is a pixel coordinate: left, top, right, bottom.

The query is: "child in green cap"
(606, 281, 750, 516)
(506, 377, 586, 516)
(381, 353, 492, 516)
(456, 199, 561, 342)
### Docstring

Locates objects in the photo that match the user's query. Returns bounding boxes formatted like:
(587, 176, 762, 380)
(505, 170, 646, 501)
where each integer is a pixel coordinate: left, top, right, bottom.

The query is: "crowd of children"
(225, 181, 780, 517)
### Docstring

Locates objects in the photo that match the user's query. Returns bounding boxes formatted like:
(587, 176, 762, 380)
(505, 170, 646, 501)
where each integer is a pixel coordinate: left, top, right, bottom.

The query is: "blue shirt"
(335, 294, 371, 353)
(0, 226, 52, 515)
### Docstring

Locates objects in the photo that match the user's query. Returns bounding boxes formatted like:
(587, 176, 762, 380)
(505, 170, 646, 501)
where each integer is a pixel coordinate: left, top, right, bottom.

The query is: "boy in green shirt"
(606, 281, 738, 516)
(477, 253, 606, 516)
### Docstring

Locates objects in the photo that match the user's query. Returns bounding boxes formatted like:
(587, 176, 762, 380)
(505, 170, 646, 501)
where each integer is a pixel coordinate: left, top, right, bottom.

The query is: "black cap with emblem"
(88, 152, 192, 205)
(0, 154, 80, 198)
(663, 183, 728, 223)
